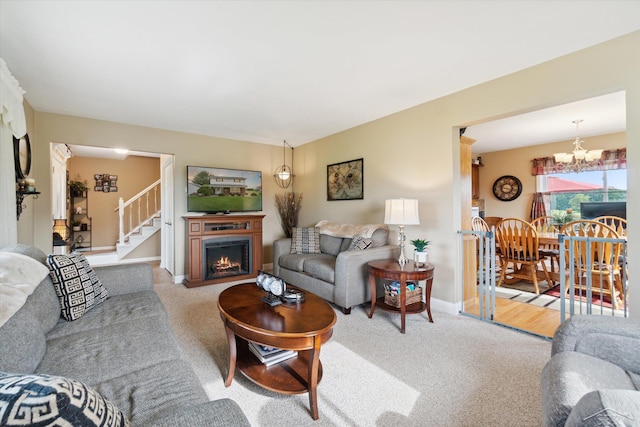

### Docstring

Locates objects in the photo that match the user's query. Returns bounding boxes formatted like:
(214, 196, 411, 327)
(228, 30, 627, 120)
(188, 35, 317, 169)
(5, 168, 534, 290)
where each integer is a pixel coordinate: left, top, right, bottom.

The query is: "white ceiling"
(466, 90, 627, 154)
(1, 1, 639, 150)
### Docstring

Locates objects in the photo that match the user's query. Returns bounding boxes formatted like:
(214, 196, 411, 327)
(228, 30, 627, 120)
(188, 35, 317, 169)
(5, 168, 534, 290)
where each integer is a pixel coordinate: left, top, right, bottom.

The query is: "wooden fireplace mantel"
(183, 214, 265, 288)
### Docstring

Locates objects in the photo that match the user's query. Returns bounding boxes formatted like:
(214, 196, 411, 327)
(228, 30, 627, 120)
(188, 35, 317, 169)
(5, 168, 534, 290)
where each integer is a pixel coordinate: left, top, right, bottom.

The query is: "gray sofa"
(541, 315, 640, 426)
(0, 244, 249, 426)
(273, 221, 399, 314)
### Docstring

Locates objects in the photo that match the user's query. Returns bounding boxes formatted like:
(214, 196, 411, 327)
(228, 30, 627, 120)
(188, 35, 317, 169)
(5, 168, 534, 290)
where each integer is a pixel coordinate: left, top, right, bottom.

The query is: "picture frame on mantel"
(327, 158, 363, 201)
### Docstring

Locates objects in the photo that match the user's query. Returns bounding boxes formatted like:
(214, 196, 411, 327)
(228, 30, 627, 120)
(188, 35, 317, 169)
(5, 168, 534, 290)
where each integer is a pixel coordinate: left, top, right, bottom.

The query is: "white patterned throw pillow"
(290, 227, 321, 254)
(0, 373, 129, 426)
(47, 252, 109, 321)
(348, 235, 373, 251)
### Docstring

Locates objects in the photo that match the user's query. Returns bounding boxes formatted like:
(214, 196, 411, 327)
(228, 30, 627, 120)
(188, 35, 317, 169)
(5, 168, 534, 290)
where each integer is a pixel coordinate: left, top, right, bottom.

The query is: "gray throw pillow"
(290, 227, 321, 254)
(0, 372, 129, 426)
(46, 252, 109, 321)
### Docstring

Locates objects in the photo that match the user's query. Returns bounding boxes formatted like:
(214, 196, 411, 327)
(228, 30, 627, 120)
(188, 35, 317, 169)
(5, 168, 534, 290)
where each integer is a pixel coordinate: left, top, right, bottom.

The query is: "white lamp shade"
(553, 152, 574, 163)
(585, 149, 603, 161)
(573, 149, 587, 160)
(384, 199, 420, 225)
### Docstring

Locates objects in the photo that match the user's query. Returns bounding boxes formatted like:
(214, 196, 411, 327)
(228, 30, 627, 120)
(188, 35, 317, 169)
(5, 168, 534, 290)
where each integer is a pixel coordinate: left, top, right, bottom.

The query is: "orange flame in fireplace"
(216, 256, 239, 271)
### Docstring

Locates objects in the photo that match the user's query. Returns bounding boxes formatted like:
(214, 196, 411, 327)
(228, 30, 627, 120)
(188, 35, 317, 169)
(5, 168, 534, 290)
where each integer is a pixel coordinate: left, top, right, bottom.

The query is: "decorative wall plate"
(492, 175, 522, 201)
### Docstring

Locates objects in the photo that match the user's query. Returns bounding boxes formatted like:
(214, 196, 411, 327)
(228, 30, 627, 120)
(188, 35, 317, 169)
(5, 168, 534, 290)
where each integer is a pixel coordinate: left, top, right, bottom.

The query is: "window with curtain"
(545, 170, 627, 214)
(531, 148, 627, 218)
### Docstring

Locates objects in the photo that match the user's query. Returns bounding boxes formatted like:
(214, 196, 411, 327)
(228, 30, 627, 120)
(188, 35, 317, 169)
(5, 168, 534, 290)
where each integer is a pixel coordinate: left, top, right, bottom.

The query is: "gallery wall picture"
(327, 158, 363, 201)
(94, 173, 118, 192)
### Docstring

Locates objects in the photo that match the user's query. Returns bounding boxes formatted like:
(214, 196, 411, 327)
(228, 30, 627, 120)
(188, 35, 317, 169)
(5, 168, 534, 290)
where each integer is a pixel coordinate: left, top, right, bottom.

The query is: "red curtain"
(531, 148, 626, 175)
(530, 192, 549, 221)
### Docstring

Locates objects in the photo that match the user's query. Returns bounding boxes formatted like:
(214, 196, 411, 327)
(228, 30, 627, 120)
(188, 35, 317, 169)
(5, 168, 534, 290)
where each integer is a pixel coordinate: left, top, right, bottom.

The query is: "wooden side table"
(367, 259, 435, 333)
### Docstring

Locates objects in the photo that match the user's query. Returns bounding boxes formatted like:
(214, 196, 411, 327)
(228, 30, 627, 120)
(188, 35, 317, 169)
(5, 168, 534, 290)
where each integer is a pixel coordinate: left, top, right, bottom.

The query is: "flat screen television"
(187, 166, 262, 214)
(580, 201, 626, 220)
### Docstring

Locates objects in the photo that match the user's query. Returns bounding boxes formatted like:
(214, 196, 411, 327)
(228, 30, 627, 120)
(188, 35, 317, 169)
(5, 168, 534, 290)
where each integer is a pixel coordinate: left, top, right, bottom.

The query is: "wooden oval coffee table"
(218, 282, 337, 420)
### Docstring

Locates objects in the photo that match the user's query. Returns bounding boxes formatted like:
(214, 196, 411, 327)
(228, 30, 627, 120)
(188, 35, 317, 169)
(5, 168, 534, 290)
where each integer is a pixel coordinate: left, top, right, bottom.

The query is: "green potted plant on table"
(410, 238, 431, 266)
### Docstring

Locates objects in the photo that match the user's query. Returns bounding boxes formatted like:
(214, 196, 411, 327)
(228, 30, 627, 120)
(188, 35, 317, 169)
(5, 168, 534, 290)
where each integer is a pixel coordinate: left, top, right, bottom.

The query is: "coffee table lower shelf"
(236, 338, 323, 394)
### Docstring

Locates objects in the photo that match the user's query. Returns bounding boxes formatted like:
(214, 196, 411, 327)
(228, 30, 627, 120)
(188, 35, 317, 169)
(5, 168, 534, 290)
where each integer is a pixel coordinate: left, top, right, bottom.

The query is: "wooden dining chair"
(530, 216, 561, 277)
(471, 216, 502, 276)
(494, 218, 553, 294)
(560, 220, 624, 309)
(472, 216, 490, 232)
(594, 215, 627, 236)
(484, 216, 502, 230)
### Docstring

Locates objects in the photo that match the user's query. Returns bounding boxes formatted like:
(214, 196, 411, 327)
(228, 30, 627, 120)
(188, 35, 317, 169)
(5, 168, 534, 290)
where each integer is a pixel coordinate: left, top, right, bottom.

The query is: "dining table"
(535, 230, 627, 284)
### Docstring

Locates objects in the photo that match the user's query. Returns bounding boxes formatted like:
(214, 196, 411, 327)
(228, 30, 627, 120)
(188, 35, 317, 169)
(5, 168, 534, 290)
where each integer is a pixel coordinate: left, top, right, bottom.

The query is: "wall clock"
(13, 133, 32, 180)
(492, 175, 522, 201)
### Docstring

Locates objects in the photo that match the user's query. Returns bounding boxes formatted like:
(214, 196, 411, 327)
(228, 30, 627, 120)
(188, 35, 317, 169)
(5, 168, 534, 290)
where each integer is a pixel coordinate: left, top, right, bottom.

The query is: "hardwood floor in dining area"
(465, 295, 565, 338)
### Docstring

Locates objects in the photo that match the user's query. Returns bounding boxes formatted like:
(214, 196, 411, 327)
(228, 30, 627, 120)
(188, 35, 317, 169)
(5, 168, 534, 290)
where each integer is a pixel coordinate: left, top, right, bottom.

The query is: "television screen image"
(187, 166, 262, 213)
(580, 201, 626, 220)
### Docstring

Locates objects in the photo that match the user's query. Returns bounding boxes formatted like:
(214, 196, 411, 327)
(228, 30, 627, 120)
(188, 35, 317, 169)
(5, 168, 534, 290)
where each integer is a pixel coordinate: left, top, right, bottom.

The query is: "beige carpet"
(154, 272, 551, 426)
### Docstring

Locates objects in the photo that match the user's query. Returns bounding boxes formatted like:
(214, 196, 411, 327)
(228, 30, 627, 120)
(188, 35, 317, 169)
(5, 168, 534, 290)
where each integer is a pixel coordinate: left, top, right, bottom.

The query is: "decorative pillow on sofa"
(0, 372, 129, 427)
(47, 252, 109, 321)
(348, 235, 373, 251)
(290, 227, 321, 254)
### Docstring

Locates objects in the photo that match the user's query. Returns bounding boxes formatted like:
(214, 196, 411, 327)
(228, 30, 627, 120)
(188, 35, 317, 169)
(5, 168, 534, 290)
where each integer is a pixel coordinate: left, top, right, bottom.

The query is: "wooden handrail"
(115, 179, 161, 245)
(114, 179, 161, 211)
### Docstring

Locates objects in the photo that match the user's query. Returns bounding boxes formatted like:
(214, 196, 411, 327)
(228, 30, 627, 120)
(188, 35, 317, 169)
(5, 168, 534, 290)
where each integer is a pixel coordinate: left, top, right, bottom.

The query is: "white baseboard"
(91, 246, 116, 251)
(87, 254, 161, 267)
(430, 297, 461, 316)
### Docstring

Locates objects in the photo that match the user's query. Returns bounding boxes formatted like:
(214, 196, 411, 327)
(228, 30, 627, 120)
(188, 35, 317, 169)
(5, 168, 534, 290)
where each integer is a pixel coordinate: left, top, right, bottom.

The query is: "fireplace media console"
(183, 214, 265, 287)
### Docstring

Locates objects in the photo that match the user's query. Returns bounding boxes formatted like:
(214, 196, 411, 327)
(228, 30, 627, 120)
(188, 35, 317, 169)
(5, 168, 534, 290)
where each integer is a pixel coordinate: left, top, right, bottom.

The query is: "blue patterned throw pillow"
(0, 373, 129, 426)
(47, 252, 109, 321)
(290, 227, 321, 254)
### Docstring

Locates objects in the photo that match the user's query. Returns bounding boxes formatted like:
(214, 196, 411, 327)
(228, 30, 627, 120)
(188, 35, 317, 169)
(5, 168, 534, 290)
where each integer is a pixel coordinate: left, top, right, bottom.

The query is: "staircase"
(116, 214, 162, 258)
(85, 179, 161, 266)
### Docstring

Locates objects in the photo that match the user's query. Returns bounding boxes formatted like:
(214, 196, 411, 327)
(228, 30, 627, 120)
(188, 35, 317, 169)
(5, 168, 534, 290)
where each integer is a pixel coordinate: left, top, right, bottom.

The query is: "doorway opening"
(50, 143, 175, 275)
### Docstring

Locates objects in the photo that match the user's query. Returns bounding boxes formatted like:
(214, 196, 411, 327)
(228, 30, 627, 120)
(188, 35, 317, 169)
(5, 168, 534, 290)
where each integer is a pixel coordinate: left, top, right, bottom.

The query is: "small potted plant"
(551, 208, 576, 226)
(69, 179, 88, 197)
(71, 219, 82, 232)
(410, 238, 431, 266)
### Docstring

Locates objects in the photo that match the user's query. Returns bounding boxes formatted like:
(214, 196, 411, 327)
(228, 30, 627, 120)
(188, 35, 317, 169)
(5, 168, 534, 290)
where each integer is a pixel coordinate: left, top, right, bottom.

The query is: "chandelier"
(274, 140, 294, 188)
(553, 119, 603, 172)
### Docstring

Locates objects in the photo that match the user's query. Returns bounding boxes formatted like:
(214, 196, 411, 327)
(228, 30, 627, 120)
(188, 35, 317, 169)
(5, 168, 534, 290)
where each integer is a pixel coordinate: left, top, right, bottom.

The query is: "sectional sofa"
(541, 315, 640, 426)
(0, 244, 249, 426)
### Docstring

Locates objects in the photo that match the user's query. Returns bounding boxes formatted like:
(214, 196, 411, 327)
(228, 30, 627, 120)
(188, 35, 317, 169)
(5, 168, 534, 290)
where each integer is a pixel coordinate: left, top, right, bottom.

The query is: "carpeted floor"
(154, 270, 551, 426)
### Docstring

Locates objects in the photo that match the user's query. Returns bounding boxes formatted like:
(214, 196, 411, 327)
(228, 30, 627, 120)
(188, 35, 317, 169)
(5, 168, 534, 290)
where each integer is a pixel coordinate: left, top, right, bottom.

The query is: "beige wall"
(292, 31, 639, 313)
(24, 114, 287, 271)
(16, 30, 640, 314)
(476, 132, 626, 219)
(67, 155, 161, 248)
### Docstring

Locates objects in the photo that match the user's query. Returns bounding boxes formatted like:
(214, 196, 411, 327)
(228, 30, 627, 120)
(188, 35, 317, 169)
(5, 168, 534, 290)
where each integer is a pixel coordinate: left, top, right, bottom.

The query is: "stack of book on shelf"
(248, 342, 297, 367)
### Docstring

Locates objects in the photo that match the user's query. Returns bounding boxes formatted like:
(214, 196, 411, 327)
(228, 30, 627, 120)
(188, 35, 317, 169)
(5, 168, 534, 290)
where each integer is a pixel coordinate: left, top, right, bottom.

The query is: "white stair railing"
(115, 179, 161, 245)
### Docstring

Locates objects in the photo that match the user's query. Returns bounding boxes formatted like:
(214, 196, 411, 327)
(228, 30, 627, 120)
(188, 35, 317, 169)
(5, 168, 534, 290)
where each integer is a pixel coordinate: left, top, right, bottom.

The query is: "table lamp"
(384, 198, 420, 265)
